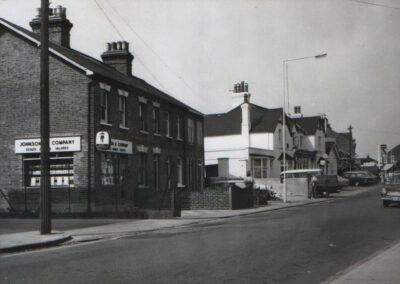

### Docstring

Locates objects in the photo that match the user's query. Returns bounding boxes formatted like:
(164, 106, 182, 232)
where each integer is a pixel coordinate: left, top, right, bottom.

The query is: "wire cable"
(104, 0, 201, 98)
(348, 0, 400, 10)
(93, 0, 169, 93)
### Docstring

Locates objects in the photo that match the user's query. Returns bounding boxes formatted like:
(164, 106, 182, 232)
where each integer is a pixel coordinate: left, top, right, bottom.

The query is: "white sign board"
(96, 131, 110, 148)
(107, 139, 132, 154)
(15, 136, 81, 154)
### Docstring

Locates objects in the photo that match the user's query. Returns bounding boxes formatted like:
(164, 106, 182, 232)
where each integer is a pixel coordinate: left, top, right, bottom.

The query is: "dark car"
(343, 171, 378, 186)
(310, 175, 340, 198)
(381, 174, 400, 207)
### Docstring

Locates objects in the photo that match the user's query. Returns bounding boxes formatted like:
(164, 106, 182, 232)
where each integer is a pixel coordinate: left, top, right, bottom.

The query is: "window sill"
(119, 125, 129, 130)
(139, 130, 149, 135)
(177, 137, 183, 142)
(166, 136, 173, 140)
(153, 133, 162, 137)
(138, 185, 149, 189)
(177, 184, 186, 188)
(100, 121, 112, 127)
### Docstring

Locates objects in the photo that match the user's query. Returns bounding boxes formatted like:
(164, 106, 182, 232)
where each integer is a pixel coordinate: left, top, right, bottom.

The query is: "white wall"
(250, 133, 274, 150)
(205, 134, 244, 151)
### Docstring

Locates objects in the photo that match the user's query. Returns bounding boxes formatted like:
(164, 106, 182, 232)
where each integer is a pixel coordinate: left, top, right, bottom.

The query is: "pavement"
(2, 185, 396, 284)
(328, 240, 400, 284)
(0, 196, 331, 253)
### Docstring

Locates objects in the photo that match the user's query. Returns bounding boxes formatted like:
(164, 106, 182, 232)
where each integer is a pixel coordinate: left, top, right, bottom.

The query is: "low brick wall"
(182, 182, 254, 210)
(182, 183, 231, 210)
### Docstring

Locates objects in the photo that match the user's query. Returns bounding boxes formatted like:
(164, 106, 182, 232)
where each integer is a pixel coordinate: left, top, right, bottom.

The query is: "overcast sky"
(1, 0, 399, 158)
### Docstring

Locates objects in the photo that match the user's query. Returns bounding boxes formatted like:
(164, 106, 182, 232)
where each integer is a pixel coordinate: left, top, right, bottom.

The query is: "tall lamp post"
(282, 52, 327, 203)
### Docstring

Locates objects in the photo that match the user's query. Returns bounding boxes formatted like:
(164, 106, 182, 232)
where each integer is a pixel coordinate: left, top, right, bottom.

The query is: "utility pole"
(40, 0, 51, 234)
(348, 125, 353, 172)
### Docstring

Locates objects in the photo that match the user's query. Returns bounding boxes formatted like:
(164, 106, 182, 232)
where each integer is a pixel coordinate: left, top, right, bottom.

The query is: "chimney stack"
(231, 81, 251, 108)
(101, 41, 134, 76)
(29, 5, 73, 48)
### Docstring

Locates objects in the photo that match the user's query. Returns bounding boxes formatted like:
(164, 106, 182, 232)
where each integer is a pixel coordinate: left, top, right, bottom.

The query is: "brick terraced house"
(0, 6, 204, 216)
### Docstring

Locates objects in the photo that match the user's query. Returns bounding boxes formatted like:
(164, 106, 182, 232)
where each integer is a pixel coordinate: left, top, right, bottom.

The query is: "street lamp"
(282, 52, 327, 203)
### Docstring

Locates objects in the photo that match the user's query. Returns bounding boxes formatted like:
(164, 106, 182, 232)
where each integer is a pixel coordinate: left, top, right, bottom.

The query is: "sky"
(0, 0, 399, 158)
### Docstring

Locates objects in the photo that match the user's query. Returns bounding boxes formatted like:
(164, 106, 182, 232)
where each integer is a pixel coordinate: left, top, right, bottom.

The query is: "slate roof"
(0, 17, 202, 115)
(388, 144, 400, 155)
(292, 116, 323, 135)
(204, 103, 289, 137)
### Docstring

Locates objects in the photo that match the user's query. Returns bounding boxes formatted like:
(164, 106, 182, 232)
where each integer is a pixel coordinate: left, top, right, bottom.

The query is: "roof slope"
(204, 103, 287, 137)
(292, 116, 323, 135)
(389, 144, 400, 155)
(204, 106, 242, 136)
(0, 17, 202, 115)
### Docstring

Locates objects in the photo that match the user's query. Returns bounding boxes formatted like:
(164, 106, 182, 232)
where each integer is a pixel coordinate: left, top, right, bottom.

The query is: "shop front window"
(24, 153, 74, 188)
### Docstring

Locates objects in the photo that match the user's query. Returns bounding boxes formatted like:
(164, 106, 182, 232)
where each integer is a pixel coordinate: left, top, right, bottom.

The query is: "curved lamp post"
(282, 53, 327, 203)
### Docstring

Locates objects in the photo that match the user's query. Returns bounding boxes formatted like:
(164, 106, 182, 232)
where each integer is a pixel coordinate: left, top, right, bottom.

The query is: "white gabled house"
(204, 83, 339, 184)
(204, 82, 294, 183)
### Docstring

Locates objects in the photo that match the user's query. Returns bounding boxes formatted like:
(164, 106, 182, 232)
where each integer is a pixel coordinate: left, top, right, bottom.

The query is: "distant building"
(0, 6, 204, 215)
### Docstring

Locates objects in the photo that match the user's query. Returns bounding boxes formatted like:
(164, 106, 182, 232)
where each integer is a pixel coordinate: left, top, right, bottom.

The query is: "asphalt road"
(2, 185, 400, 284)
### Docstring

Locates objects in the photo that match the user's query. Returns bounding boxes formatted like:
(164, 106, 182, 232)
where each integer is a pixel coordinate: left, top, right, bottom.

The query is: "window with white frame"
(138, 153, 147, 186)
(177, 115, 183, 140)
(139, 102, 147, 131)
(165, 111, 171, 137)
(196, 121, 203, 146)
(166, 156, 171, 189)
(153, 154, 160, 191)
(100, 89, 110, 124)
(278, 129, 282, 144)
(251, 158, 268, 179)
(318, 136, 322, 150)
(177, 157, 183, 186)
(187, 118, 195, 144)
(300, 136, 303, 147)
(153, 106, 160, 134)
(119, 96, 127, 128)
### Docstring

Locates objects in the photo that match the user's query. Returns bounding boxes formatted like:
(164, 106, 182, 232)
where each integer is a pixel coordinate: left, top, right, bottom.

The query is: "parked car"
(280, 169, 339, 198)
(337, 176, 350, 188)
(381, 174, 400, 207)
(311, 175, 340, 197)
(343, 171, 378, 186)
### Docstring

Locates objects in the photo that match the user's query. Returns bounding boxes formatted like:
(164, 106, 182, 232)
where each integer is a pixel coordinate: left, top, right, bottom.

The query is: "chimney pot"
(30, 6, 73, 47)
(244, 83, 248, 92)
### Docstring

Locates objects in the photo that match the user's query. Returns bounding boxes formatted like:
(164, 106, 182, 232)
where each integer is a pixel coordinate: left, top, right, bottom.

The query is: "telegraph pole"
(40, 0, 51, 234)
(348, 125, 353, 172)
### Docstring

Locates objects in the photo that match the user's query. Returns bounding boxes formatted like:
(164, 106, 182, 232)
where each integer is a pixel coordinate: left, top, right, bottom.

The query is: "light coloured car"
(337, 176, 350, 188)
(381, 174, 400, 207)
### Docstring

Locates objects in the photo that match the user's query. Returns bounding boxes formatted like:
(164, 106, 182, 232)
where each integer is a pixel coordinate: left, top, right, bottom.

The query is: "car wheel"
(383, 200, 390, 208)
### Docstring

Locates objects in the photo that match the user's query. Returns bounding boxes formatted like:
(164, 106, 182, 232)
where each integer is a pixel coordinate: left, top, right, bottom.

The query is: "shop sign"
(15, 136, 81, 154)
(107, 139, 132, 154)
(96, 131, 110, 149)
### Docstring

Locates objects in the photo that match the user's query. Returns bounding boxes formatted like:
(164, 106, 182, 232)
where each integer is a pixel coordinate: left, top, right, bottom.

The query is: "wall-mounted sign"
(96, 131, 110, 149)
(15, 136, 81, 154)
(102, 139, 132, 154)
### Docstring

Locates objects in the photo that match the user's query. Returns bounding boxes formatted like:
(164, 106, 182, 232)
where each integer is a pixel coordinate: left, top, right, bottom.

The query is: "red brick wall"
(0, 28, 90, 212)
(0, 26, 205, 214)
